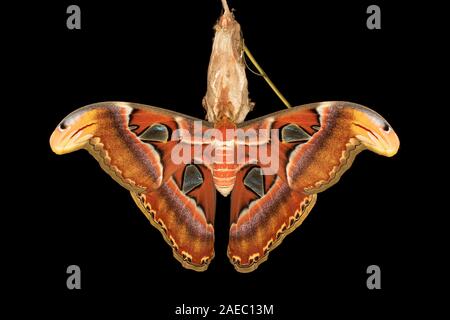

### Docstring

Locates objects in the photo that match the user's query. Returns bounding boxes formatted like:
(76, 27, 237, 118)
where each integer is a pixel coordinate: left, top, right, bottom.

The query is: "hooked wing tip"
(50, 108, 100, 155)
(351, 109, 400, 157)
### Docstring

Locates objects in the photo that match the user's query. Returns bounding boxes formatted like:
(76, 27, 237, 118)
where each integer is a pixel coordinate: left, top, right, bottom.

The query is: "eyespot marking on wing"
(182, 164, 204, 194)
(281, 124, 311, 143)
(139, 123, 170, 142)
(243, 167, 264, 198)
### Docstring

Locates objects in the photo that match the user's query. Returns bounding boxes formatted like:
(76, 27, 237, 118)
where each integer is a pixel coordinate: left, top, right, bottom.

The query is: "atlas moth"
(50, 0, 399, 272)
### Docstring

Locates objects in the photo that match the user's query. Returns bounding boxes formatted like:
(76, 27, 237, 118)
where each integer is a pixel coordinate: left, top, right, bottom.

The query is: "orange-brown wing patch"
(131, 173, 215, 271)
(229, 172, 316, 272)
(50, 102, 216, 271)
(230, 101, 399, 272)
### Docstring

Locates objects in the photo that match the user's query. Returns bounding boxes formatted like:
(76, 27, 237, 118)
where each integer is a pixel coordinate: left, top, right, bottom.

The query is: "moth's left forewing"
(229, 102, 399, 272)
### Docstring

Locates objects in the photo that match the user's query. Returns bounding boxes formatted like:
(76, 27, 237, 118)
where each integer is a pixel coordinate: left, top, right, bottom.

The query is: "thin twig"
(221, 0, 230, 14)
(243, 44, 292, 108)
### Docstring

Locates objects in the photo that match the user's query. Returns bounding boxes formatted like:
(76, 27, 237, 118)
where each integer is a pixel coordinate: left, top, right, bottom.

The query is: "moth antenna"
(221, 0, 230, 14)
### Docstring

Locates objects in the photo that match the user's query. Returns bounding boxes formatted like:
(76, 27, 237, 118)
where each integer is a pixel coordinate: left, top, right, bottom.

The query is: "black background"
(6, 0, 440, 317)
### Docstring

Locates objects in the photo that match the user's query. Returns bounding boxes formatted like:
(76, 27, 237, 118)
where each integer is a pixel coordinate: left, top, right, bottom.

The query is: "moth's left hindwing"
(50, 102, 216, 271)
(229, 101, 399, 272)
